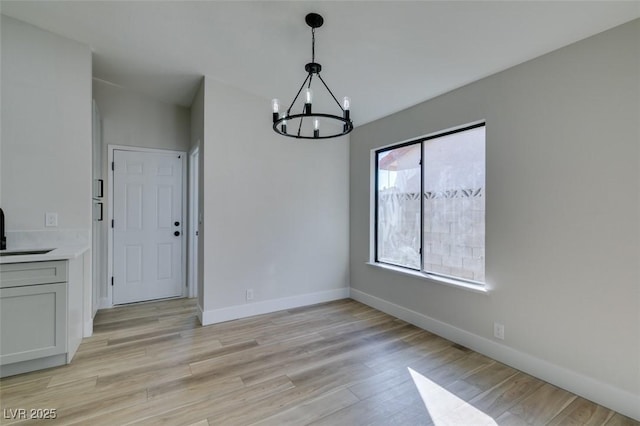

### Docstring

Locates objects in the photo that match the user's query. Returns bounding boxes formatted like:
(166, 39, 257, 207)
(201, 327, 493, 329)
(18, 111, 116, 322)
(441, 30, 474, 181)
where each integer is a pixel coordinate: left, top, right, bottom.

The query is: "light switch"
(45, 212, 58, 227)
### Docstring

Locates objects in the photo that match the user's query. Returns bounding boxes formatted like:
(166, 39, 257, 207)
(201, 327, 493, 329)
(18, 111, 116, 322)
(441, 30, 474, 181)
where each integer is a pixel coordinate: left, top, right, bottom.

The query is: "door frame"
(188, 144, 200, 299)
(106, 145, 188, 307)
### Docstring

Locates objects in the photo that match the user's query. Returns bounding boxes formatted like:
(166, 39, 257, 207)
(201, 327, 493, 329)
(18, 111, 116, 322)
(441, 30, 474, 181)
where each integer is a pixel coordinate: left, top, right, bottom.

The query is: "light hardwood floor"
(0, 298, 637, 425)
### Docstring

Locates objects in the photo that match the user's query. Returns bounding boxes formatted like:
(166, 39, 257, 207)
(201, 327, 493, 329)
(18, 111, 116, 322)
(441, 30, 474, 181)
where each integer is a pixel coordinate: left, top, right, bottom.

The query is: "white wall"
(350, 19, 639, 419)
(93, 80, 190, 152)
(1, 15, 92, 234)
(198, 77, 350, 323)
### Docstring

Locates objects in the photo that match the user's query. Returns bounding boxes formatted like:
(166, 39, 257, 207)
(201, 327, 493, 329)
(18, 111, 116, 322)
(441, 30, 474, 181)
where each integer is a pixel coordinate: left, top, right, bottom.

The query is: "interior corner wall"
(198, 77, 350, 323)
(189, 79, 205, 318)
(349, 19, 639, 419)
(0, 15, 92, 232)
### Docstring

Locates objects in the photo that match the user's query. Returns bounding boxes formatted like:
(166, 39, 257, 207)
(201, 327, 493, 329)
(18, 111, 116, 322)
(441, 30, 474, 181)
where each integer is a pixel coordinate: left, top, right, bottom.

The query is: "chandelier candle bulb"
(314, 119, 320, 138)
(342, 96, 351, 120)
(304, 88, 313, 115)
(272, 98, 280, 122)
(281, 119, 287, 133)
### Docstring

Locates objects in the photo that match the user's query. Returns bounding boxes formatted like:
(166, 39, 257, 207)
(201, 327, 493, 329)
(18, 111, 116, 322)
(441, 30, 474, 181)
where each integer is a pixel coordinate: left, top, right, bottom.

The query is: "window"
(375, 123, 485, 284)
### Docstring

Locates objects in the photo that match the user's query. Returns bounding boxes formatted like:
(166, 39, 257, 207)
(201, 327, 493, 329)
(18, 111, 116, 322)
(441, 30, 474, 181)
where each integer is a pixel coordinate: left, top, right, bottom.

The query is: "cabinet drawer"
(0, 261, 68, 288)
(0, 282, 67, 365)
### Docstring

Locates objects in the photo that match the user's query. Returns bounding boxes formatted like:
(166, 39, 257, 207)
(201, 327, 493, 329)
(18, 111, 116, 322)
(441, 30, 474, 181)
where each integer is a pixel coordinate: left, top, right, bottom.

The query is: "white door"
(113, 150, 184, 304)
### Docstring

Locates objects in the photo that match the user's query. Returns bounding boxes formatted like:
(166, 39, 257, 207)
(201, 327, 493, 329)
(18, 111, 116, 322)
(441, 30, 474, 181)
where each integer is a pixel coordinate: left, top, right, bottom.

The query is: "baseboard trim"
(99, 297, 112, 310)
(83, 318, 93, 338)
(200, 287, 350, 326)
(350, 288, 640, 421)
(197, 303, 204, 326)
(0, 354, 67, 378)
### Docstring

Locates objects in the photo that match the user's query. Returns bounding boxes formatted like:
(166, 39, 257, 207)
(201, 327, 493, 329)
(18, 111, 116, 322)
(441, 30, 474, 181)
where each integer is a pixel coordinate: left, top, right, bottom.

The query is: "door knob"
(174, 231, 180, 236)
(174, 221, 180, 226)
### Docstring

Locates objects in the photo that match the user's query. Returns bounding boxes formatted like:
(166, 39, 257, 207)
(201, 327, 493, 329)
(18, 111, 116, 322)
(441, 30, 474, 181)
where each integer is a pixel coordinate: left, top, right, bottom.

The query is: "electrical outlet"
(45, 212, 58, 227)
(494, 322, 505, 340)
(246, 289, 254, 301)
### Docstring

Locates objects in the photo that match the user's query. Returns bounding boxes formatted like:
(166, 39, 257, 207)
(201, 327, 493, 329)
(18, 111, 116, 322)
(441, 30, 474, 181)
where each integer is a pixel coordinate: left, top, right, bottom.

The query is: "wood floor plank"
(504, 382, 578, 425)
(7, 388, 148, 426)
(468, 371, 545, 419)
(188, 333, 321, 379)
(495, 411, 532, 425)
(92, 316, 159, 332)
(366, 406, 433, 426)
(424, 351, 495, 387)
(46, 349, 148, 387)
(547, 396, 615, 426)
(606, 413, 640, 426)
(147, 375, 244, 401)
(311, 379, 423, 426)
(347, 367, 412, 400)
(0, 297, 634, 425)
(0, 376, 51, 396)
(1, 377, 97, 410)
(250, 388, 360, 426)
(94, 363, 192, 393)
(364, 332, 452, 370)
(445, 359, 519, 401)
(136, 375, 296, 426)
(186, 420, 209, 426)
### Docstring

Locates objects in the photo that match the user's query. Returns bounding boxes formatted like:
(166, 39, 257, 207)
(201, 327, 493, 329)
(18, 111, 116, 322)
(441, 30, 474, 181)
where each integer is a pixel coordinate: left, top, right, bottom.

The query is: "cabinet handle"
(96, 203, 103, 221)
(94, 179, 104, 198)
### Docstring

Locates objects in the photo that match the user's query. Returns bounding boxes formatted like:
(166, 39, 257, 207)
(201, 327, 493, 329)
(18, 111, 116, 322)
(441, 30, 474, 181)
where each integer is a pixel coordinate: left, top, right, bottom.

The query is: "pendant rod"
(311, 28, 316, 63)
(317, 74, 345, 111)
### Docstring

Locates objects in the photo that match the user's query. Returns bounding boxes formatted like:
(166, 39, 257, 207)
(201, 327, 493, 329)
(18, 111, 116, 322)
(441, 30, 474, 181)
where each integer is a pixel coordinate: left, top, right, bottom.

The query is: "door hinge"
(111, 277, 114, 286)
(112, 161, 115, 171)
(111, 219, 114, 228)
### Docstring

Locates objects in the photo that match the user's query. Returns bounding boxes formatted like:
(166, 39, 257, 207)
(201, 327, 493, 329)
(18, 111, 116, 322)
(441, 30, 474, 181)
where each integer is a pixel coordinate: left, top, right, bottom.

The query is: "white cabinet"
(0, 260, 80, 377)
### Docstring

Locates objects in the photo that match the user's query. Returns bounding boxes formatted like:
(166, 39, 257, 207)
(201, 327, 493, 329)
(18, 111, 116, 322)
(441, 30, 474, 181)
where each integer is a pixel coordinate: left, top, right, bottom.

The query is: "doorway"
(109, 146, 187, 305)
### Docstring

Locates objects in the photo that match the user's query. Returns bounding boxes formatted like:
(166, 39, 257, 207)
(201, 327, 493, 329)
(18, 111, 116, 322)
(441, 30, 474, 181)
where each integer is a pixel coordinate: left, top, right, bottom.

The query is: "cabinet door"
(0, 283, 67, 365)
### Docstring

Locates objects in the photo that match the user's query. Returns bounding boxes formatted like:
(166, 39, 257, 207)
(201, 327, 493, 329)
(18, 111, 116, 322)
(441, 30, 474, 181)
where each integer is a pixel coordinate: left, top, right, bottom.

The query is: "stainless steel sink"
(0, 249, 54, 257)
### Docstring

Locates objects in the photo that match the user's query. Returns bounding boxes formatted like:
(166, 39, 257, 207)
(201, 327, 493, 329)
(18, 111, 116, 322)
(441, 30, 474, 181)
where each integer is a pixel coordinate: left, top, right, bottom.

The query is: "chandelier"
(271, 13, 353, 140)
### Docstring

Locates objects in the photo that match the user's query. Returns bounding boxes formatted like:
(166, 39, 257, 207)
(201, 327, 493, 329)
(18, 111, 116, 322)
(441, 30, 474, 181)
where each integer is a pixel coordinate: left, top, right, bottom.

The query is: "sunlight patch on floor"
(408, 367, 497, 426)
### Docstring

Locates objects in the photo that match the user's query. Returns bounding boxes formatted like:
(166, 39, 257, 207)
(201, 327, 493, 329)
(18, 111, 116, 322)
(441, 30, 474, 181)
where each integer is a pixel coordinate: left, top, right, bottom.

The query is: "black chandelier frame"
(272, 13, 353, 140)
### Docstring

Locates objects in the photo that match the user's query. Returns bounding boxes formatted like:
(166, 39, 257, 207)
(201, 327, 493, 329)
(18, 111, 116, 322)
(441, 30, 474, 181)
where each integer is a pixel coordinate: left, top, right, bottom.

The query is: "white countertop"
(0, 245, 90, 264)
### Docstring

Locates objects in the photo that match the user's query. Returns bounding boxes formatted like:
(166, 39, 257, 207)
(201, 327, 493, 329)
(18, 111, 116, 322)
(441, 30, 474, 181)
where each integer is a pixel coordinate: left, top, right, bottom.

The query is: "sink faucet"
(0, 208, 5, 250)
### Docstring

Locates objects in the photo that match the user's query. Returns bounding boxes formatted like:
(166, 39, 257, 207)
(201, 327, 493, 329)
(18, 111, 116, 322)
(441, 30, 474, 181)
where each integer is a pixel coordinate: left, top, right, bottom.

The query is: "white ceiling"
(2, 1, 638, 126)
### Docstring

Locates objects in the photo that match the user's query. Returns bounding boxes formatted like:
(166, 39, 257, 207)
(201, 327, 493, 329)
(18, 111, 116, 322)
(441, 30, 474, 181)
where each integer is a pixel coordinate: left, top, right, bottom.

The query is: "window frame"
(373, 121, 486, 287)
(374, 138, 424, 272)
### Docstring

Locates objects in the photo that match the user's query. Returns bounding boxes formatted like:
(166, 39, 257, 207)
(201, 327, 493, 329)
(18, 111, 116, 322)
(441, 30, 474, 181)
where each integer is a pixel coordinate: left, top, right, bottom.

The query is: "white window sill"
(366, 262, 490, 295)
